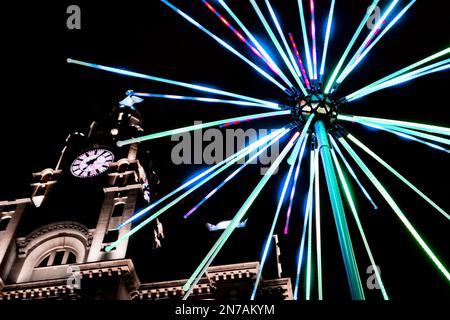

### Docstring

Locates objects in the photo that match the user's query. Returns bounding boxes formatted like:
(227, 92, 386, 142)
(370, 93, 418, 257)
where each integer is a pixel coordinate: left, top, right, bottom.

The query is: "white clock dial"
(70, 148, 115, 178)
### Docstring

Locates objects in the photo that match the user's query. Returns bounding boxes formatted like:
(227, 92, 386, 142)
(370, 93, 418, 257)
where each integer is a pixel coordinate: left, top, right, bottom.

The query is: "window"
(35, 250, 77, 268)
(66, 251, 77, 264)
(103, 230, 119, 244)
(118, 163, 128, 173)
(115, 190, 128, 199)
(111, 203, 125, 217)
(101, 245, 116, 252)
(229, 289, 238, 301)
(53, 251, 66, 265)
(115, 175, 126, 187)
(0, 216, 11, 231)
(37, 255, 50, 268)
(34, 185, 46, 197)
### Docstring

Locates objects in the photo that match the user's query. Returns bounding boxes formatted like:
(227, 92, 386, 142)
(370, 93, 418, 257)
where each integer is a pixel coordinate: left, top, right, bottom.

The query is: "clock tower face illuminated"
(70, 148, 115, 178)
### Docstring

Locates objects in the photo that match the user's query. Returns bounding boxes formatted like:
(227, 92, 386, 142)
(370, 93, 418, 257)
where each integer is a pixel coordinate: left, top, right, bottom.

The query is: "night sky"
(1, 0, 449, 300)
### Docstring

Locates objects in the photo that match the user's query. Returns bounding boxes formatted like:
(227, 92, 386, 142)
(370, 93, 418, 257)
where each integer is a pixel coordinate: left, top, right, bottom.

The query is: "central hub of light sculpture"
(292, 92, 338, 129)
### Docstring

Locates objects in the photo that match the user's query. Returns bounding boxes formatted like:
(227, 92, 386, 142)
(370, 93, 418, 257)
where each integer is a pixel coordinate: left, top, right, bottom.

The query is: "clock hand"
(86, 157, 99, 165)
(86, 151, 107, 165)
(97, 150, 107, 158)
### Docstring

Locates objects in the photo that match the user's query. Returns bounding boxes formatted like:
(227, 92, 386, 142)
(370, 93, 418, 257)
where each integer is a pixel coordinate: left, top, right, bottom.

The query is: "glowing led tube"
(330, 145, 389, 300)
(67, 58, 279, 107)
(347, 134, 450, 220)
(251, 134, 309, 300)
(117, 110, 290, 147)
(161, 0, 288, 93)
(182, 132, 301, 299)
(339, 137, 450, 282)
(217, 0, 295, 89)
(116, 129, 286, 229)
(108, 128, 290, 252)
(129, 92, 280, 109)
(325, 0, 381, 93)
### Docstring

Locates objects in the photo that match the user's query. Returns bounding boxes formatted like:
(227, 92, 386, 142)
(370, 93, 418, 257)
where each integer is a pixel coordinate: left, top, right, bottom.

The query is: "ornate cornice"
(0, 259, 139, 300)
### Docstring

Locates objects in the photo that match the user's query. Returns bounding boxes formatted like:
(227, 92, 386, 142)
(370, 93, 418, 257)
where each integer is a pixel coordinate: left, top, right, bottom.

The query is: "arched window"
(112, 202, 125, 217)
(0, 216, 11, 232)
(16, 225, 90, 283)
(35, 250, 77, 268)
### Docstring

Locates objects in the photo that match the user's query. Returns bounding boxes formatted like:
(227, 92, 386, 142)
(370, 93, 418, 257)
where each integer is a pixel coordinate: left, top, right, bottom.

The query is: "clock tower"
(0, 96, 162, 299)
(0, 96, 293, 301)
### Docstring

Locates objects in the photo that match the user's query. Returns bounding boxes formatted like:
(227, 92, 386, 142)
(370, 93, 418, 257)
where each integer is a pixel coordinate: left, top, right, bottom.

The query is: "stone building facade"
(0, 101, 293, 300)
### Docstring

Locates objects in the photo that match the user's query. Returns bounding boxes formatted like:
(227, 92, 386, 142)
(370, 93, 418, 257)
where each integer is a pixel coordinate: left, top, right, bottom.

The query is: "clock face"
(70, 148, 115, 178)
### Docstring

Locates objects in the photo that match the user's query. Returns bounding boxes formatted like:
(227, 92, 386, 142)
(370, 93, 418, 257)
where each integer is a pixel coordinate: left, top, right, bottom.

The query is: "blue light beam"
(293, 148, 316, 300)
(116, 128, 287, 229)
(217, 0, 295, 90)
(161, 0, 289, 94)
(128, 91, 281, 110)
(320, 0, 336, 78)
(67, 58, 280, 107)
(182, 132, 301, 300)
(251, 133, 309, 300)
(336, 0, 416, 85)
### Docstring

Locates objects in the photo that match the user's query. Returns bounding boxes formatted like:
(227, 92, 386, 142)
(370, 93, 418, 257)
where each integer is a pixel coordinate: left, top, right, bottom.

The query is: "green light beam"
(288, 135, 305, 165)
(364, 123, 450, 147)
(336, 0, 416, 85)
(117, 110, 290, 146)
(349, 62, 450, 101)
(288, 115, 316, 165)
(117, 129, 284, 229)
(346, 59, 450, 101)
(106, 128, 289, 252)
(341, 116, 450, 148)
(293, 145, 316, 300)
(251, 134, 309, 300)
(315, 120, 365, 299)
(306, 149, 317, 300)
(339, 137, 450, 282)
(330, 139, 389, 300)
(252, 119, 315, 300)
(345, 47, 450, 99)
(182, 132, 301, 300)
(329, 134, 378, 210)
(325, 0, 381, 93)
(293, 173, 313, 300)
(347, 134, 450, 220)
(314, 148, 323, 300)
(343, 118, 450, 153)
(338, 114, 450, 137)
(335, 0, 401, 86)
